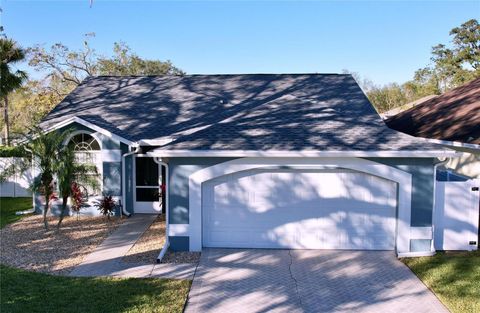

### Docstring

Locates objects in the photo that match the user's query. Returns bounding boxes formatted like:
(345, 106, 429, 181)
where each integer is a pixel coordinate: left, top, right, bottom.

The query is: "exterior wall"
(167, 156, 436, 253)
(34, 122, 124, 216)
(168, 157, 436, 226)
(367, 158, 437, 254)
(444, 146, 480, 178)
(365, 158, 436, 227)
(103, 162, 122, 195)
(168, 157, 236, 250)
(168, 157, 237, 224)
(123, 143, 135, 214)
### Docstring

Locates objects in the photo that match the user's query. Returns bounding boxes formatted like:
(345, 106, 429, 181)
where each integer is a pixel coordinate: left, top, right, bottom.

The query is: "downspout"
(431, 157, 450, 253)
(121, 144, 140, 217)
(153, 157, 169, 263)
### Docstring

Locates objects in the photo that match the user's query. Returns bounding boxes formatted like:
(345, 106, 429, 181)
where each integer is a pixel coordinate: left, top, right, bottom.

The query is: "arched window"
(69, 133, 101, 151)
(68, 133, 101, 165)
(67, 133, 102, 196)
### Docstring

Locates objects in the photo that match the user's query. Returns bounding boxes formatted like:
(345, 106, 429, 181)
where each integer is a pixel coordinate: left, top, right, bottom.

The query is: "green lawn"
(0, 197, 33, 228)
(0, 265, 191, 313)
(402, 251, 480, 313)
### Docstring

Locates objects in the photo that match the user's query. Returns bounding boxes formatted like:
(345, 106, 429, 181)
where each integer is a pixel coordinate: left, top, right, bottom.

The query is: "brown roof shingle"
(386, 77, 480, 144)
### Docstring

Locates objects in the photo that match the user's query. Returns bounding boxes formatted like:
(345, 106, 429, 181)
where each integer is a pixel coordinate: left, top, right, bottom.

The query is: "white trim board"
(419, 138, 480, 150)
(63, 130, 122, 162)
(148, 149, 461, 158)
(184, 157, 413, 255)
(42, 117, 474, 156)
(61, 130, 104, 196)
(63, 130, 104, 150)
(139, 138, 175, 146)
(43, 117, 135, 146)
(133, 155, 162, 214)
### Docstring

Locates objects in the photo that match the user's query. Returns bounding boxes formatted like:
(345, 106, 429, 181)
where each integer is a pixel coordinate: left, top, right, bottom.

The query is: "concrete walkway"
(185, 249, 449, 313)
(69, 214, 196, 280)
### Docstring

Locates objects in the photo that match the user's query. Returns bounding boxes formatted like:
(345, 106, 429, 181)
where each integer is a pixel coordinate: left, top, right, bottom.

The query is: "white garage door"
(202, 169, 397, 250)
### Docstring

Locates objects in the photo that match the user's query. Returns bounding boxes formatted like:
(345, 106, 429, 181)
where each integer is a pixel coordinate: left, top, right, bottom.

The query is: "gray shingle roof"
(41, 74, 445, 151)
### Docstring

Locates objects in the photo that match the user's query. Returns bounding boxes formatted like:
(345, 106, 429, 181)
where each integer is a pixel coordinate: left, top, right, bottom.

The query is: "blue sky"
(2, 0, 479, 85)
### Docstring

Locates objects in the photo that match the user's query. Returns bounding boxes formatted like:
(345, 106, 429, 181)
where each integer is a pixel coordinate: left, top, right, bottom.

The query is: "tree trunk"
(43, 191, 51, 230)
(3, 96, 10, 146)
(57, 195, 69, 229)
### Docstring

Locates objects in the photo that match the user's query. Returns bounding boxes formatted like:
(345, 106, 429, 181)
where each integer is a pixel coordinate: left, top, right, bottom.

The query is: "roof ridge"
(90, 73, 352, 78)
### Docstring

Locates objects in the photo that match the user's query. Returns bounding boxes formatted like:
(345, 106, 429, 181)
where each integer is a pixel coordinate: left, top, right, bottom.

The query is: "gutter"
(121, 144, 140, 217)
(419, 137, 480, 151)
(146, 149, 462, 158)
(431, 157, 450, 253)
(153, 157, 170, 263)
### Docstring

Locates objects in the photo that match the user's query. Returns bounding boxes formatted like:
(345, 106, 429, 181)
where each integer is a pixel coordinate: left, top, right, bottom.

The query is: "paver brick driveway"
(185, 249, 449, 313)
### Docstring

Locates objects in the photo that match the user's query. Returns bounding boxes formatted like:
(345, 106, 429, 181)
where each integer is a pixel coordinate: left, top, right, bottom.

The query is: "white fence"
(0, 158, 33, 197)
(434, 179, 480, 251)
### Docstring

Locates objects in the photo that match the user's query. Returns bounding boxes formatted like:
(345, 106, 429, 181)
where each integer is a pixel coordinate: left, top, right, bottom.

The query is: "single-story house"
(386, 77, 480, 179)
(38, 74, 461, 257)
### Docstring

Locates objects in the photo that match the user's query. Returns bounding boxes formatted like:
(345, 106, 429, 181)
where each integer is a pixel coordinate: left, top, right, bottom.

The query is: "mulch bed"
(123, 215, 166, 264)
(0, 215, 123, 275)
(160, 251, 201, 264)
(122, 215, 201, 265)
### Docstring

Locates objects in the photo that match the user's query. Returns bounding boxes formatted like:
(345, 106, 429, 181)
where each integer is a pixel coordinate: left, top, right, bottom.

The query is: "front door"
(134, 156, 161, 214)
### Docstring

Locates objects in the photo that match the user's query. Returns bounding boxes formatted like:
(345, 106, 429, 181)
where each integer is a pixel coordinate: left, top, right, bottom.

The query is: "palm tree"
(56, 145, 99, 228)
(24, 127, 100, 230)
(27, 129, 67, 230)
(0, 38, 27, 145)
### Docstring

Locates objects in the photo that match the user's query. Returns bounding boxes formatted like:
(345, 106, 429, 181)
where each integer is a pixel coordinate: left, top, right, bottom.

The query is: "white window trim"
(64, 130, 103, 150)
(133, 154, 161, 211)
(63, 130, 103, 196)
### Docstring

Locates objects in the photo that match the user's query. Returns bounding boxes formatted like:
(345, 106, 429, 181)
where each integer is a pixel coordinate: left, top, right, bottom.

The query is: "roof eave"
(418, 138, 480, 150)
(41, 116, 135, 146)
(146, 149, 461, 158)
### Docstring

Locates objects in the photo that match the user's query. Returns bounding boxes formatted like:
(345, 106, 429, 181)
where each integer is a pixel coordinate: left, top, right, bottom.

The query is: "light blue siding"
(97, 133, 120, 150)
(366, 158, 436, 227)
(103, 162, 122, 196)
(168, 158, 235, 224)
(169, 236, 190, 251)
(167, 157, 436, 227)
(167, 157, 437, 251)
(124, 154, 135, 214)
(35, 122, 125, 216)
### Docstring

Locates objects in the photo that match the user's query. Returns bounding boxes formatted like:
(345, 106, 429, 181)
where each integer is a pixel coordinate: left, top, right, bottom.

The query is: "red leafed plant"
(70, 182, 85, 214)
(49, 192, 58, 202)
(160, 184, 166, 197)
(95, 195, 116, 219)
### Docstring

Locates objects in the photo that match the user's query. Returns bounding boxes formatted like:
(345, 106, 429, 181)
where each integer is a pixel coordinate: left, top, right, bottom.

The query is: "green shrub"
(0, 145, 29, 158)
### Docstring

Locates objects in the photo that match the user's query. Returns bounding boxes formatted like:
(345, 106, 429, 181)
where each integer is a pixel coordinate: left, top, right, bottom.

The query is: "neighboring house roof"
(386, 77, 480, 145)
(41, 74, 447, 152)
(380, 95, 438, 120)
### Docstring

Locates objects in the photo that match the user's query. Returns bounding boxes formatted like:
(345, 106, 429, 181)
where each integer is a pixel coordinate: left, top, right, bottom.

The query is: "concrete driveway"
(185, 249, 449, 313)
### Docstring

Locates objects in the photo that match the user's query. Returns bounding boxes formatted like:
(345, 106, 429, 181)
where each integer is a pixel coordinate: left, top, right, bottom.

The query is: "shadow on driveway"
(185, 249, 449, 313)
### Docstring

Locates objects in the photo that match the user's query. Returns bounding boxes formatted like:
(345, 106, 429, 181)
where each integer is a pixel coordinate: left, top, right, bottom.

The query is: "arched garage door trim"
(187, 157, 412, 254)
